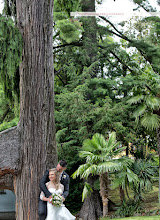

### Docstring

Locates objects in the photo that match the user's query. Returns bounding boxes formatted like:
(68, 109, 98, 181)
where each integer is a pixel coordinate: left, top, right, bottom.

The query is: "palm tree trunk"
(119, 186, 125, 203)
(79, 176, 102, 220)
(100, 172, 109, 217)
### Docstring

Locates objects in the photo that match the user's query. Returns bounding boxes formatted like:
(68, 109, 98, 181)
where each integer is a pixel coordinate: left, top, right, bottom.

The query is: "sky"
(0, 0, 159, 20)
(0, 0, 3, 13)
(96, 0, 160, 22)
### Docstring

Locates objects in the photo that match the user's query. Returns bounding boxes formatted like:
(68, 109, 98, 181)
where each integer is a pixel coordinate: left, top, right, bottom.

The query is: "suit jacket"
(39, 170, 70, 199)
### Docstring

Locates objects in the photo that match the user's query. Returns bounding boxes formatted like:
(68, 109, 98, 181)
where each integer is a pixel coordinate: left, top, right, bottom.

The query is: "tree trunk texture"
(81, 0, 98, 76)
(79, 2, 101, 219)
(79, 176, 102, 220)
(13, 1, 57, 219)
(119, 186, 125, 204)
(100, 172, 109, 217)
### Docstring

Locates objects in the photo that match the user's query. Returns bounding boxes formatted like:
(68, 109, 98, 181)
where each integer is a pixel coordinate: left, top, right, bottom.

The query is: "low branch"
(99, 16, 133, 43)
(53, 41, 82, 50)
(99, 45, 133, 73)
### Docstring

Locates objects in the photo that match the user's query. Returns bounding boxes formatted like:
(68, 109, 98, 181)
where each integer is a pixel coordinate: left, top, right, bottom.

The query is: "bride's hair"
(49, 168, 60, 190)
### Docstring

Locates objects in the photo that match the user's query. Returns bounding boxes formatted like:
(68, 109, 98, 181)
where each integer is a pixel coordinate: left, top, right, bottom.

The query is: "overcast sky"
(0, 0, 159, 20)
(0, 0, 139, 15)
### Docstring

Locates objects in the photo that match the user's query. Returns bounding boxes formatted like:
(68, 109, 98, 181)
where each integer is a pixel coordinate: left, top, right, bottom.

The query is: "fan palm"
(127, 72, 160, 202)
(112, 166, 139, 203)
(72, 132, 132, 217)
(132, 159, 157, 201)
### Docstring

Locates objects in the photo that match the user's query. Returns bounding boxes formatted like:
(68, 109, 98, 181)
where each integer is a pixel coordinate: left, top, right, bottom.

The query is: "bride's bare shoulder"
(46, 181, 51, 187)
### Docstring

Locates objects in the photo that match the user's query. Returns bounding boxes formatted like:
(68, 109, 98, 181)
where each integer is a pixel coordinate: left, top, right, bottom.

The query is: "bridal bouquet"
(51, 193, 63, 207)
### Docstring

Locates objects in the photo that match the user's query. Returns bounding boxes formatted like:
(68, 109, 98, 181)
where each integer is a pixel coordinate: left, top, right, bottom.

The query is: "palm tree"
(132, 159, 156, 201)
(72, 132, 132, 217)
(112, 165, 139, 203)
(127, 72, 160, 202)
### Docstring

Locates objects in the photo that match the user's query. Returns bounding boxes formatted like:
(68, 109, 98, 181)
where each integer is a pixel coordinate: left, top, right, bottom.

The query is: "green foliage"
(55, 19, 83, 43)
(0, 83, 19, 124)
(54, 0, 80, 16)
(115, 200, 142, 218)
(0, 15, 22, 101)
(82, 182, 93, 202)
(141, 113, 160, 130)
(0, 117, 19, 132)
(132, 159, 157, 201)
(72, 132, 132, 197)
(112, 167, 139, 191)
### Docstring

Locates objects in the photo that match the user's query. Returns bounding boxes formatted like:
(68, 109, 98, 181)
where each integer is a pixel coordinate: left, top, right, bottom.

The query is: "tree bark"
(81, 0, 98, 75)
(0, 0, 56, 219)
(100, 172, 109, 217)
(119, 186, 125, 204)
(79, 176, 102, 220)
(79, 1, 101, 219)
(14, 1, 57, 219)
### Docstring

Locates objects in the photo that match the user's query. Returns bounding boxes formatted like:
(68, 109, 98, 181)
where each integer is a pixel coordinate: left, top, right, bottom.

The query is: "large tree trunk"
(100, 172, 109, 217)
(81, 0, 98, 76)
(13, 1, 56, 219)
(79, 1, 101, 219)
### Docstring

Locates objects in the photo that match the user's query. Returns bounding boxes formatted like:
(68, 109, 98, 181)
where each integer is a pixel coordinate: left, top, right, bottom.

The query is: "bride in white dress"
(40, 168, 76, 220)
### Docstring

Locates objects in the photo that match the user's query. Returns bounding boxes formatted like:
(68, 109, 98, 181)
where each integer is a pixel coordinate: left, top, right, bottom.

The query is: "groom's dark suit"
(38, 169, 70, 220)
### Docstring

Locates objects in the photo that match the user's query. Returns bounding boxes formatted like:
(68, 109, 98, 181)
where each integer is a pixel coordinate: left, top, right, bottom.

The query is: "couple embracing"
(38, 160, 75, 220)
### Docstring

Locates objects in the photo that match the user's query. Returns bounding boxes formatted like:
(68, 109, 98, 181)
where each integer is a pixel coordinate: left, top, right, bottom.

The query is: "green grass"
(101, 216, 160, 220)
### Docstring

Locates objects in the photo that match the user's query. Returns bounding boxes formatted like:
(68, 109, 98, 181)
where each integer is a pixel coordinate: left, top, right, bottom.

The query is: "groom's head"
(56, 159, 67, 173)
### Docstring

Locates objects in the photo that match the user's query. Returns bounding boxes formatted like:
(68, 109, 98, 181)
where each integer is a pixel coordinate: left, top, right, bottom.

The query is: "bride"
(40, 168, 76, 220)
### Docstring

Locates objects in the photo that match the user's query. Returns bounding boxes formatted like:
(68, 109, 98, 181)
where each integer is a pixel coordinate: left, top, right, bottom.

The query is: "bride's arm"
(40, 182, 51, 202)
(39, 170, 52, 198)
(40, 191, 51, 202)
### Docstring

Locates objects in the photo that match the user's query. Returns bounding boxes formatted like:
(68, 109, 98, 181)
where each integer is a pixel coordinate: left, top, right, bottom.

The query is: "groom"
(38, 160, 70, 220)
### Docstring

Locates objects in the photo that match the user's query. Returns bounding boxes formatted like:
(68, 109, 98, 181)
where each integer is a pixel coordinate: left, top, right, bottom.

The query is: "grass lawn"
(100, 216, 160, 220)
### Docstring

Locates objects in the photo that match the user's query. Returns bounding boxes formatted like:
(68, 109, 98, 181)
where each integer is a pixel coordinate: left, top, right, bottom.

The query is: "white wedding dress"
(40, 187, 76, 220)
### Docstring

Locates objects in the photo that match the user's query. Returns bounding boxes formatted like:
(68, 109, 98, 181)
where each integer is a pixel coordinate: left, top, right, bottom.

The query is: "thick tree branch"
(99, 45, 134, 73)
(53, 41, 82, 50)
(98, 16, 159, 73)
(99, 16, 133, 43)
(54, 67, 63, 76)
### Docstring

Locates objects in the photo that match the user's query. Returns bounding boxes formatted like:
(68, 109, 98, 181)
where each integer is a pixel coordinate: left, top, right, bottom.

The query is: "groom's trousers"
(38, 199, 47, 220)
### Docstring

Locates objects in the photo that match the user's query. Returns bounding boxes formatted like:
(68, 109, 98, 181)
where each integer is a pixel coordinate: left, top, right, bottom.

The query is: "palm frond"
(115, 157, 134, 168)
(126, 168, 139, 183)
(141, 113, 160, 130)
(97, 161, 122, 174)
(127, 94, 144, 104)
(145, 95, 160, 110)
(82, 182, 93, 202)
(111, 146, 127, 157)
(92, 133, 106, 149)
(106, 132, 116, 149)
(82, 139, 99, 152)
(133, 104, 147, 118)
(72, 163, 91, 179)
(81, 164, 98, 179)
(79, 151, 93, 159)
